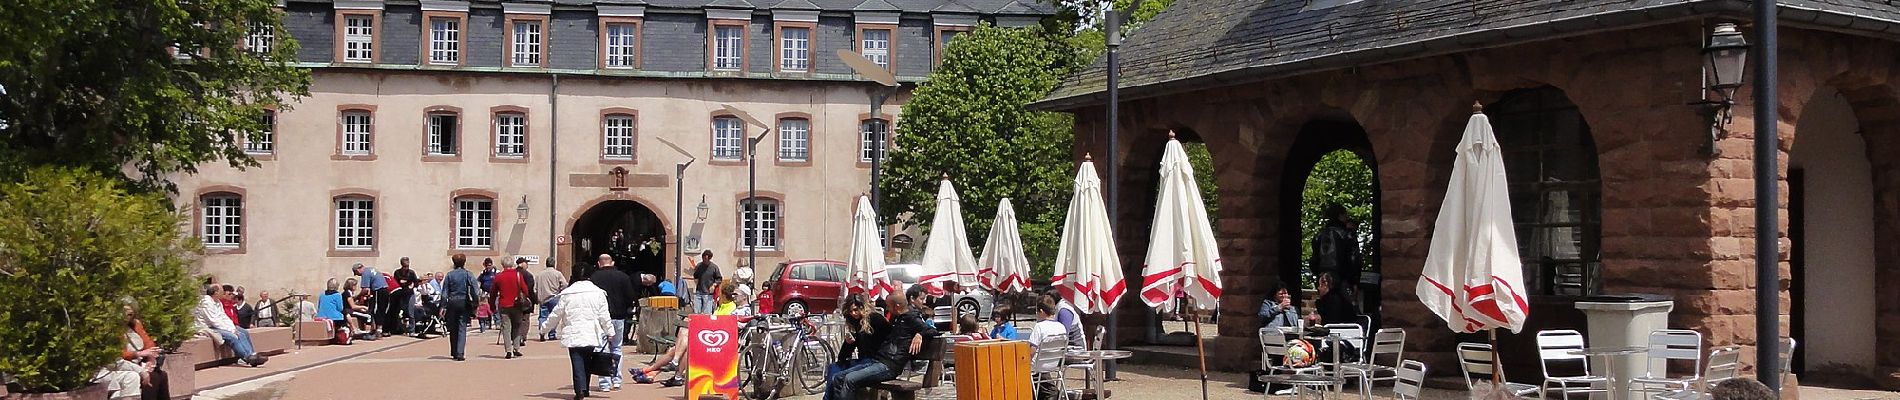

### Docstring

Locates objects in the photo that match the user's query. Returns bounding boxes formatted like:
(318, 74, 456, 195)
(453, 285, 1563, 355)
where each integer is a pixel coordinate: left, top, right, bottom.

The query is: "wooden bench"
(863, 338, 948, 400)
(180, 327, 293, 369)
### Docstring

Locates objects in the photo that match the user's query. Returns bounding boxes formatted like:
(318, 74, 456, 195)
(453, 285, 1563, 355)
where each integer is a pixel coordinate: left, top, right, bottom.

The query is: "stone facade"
(1057, 23, 1900, 389)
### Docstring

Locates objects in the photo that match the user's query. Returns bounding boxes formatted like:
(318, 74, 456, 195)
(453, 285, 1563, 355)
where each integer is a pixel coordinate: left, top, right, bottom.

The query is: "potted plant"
(0, 168, 201, 399)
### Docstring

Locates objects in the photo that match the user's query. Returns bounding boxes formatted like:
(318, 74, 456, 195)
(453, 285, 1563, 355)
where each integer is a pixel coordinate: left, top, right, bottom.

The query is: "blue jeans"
(538, 297, 560, 339)
(445, 302, 470, 359)
(214, 328, 256, 359)
(599, 319, 625, 387)
(694, 293, 716, 314)
(823, 359, 876, 400)
(825, 360, 897, 400)
(568, 346, 594, 395)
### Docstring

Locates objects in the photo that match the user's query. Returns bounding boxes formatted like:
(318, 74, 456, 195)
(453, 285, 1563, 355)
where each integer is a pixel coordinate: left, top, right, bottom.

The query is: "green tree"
(1299, 150, 1375, 287)
(0, 0, 312, 193)
(0, 167, 201, 393)
(880, 25, 1081, 279)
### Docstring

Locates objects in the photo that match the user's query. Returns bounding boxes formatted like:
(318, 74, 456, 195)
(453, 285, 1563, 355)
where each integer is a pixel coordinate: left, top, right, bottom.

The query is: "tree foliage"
(0, 167, 200, 393)
(880, 25, 1081, 278)
(0, 0, 312, 193)
(1299, 150, 1375, 286)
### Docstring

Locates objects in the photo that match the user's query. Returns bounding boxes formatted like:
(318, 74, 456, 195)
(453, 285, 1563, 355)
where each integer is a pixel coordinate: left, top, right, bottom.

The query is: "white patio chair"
(1260, 328, 1323, 375)
(1394, 360, 1428, 400)
(1630, 329, 1704, 397)
(1064, 325, 1107, 399)
(1030, 335, 1069, 400)
(1458, 342, 1541, 398)
(1778, 337, 1797, 388)
(1537, 330, 1610, 400)
(1653, 346, 1741, 400)
(1340, 328, 1405, 399)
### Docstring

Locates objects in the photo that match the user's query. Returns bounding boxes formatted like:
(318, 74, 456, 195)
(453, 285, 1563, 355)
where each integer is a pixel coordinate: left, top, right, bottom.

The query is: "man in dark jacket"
(442, 254, 481, 361)
(392, 257, 419, 335)
(826, 285, 939, 400)
(589, 253, 639, 391)
(1310, 204, 1362, 298)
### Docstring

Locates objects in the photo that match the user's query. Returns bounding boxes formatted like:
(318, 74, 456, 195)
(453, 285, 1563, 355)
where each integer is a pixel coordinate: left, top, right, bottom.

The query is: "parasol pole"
(1489, 328, 1505, 388)
(1191, 299, 1209, 400)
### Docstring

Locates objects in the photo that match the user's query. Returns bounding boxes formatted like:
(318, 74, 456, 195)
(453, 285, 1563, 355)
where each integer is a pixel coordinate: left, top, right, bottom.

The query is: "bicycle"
(737, 313, 834, 399)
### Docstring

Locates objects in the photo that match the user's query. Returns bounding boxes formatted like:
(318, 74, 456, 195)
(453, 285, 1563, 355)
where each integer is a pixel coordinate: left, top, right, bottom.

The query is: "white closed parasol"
(1053, 156, 1125, 315)
(917, 176, 980, 297)
(1137, 134, 1225, 400)
(979, 198, 1032, 294)
(846, 194, 893, 300)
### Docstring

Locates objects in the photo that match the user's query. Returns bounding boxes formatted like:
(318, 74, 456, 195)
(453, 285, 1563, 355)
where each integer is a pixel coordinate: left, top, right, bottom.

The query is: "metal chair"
(1653, 346, 1741, 400)
(1457, 342, 1541, 398)
(1340, 328, 1405, 399)
(1394, 360, 1428, 400)
(1260, 328, 1323, 376)
(1322, 323, 1368, 354)
(1630, 329, 1704, 397)
(1030, 335, 1069, 400)
(1778, 337, 1797, 388)
(1064, 325, 1107, 399)
(1537, 330, 1610, 400)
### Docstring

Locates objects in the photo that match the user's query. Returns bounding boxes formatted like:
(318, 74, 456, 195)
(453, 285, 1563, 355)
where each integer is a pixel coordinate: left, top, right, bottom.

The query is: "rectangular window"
(604, 23, 637, 69)
(201, 195, 242, 248)
(511, 20, 543, 67)
(603, 115, 636, 159)
(455, 198, 494, 250)
(713, 25, 743, 71)
(780, 27, 809, 72)
(860, 119, 888, 162)
(341, 111, 372, 155)
(246, 22, 274, 53)
(343, 15, 375, 63)
(712, 116, 743, 160)
(495, 113, 526, 158)
(861, 29, 890, 68)
(429, 18, 460, 65)
(428, 113, 458, 156)
(246, 110, 275, 154)
(777, 118, 809, 161)
(334, 197, 374, 250)
(741, 198, 780, 250)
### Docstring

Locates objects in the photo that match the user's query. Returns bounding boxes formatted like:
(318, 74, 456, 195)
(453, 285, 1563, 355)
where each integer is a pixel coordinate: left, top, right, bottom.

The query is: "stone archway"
(1789, 85, 1879, 385)
(568, 197, 669, 282)
(1275, 117, 1382, 328)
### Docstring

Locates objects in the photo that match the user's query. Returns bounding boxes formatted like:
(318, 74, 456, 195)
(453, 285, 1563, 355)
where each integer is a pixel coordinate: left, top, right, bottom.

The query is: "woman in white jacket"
(542, 280, 611, 399)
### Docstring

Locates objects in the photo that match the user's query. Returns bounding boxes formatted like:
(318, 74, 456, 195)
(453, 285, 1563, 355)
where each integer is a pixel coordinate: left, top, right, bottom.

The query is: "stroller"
(409, 293, 445, 338)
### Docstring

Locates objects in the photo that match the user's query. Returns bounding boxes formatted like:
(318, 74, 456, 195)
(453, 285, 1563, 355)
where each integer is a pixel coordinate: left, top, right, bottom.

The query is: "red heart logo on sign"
(697, 330, 730, 347)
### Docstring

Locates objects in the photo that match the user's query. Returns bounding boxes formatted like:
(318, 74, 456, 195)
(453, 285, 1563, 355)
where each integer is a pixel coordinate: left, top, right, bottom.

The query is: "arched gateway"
(569, 199, 668, 282)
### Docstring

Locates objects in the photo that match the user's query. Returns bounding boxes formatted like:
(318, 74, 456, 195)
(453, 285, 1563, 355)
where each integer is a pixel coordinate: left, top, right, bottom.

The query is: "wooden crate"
(954, 339, 1031, 400)
(640, 296, 680, 309)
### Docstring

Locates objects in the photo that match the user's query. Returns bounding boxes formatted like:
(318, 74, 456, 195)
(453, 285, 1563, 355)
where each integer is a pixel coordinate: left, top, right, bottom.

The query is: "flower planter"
(158, 352, 195, 400)
(2, 382, 106, 400)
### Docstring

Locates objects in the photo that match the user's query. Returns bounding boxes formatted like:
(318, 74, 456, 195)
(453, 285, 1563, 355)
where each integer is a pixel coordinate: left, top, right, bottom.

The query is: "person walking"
(494, 259, 531, 358)
(513, 257, 540, 348)
(442, 254, 481, 361)
(587, 254, 638, 392)
(536, 260, 569, 341)
(544, 278, 611, 399)
(689, 250, 721, 314)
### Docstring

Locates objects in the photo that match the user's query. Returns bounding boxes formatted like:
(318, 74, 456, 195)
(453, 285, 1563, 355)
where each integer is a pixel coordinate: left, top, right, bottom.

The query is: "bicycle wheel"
(796, 338, 834, 394)
(737, 329, 761, 393)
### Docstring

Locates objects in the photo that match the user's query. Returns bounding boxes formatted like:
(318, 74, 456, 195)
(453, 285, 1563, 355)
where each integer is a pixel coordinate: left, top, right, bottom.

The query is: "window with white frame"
(343, 15, 375, 63)
(712, 116, 743, 160)
(494, 113, 526, 158)
(713, 25, 743, 71)
(201, 194, 242, 248)
(740, 198, 780, 250)
(780, 27, 809, 72)
(429, 17, 460, 65)
(246, 22, 274, 53)
(455, 197, 494, 250)
(603, 114, 636, 159)
(511, 20, 543, 67)
(334, 197, 375, 250)
(777, 118, 809, 161)
(861, 29, 890, 68)
(428, 113, 458, 155)
(246, 110, 275, 154)
(604, 23, 637, 68)
(341, 111, 372, 155)
(859, 119, 888, 162)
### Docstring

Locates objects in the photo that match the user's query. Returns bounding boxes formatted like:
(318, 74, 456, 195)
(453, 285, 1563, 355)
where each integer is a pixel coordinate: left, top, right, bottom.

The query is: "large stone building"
(1037, 0, 1900, 389)
(173, 0, 1049, 296)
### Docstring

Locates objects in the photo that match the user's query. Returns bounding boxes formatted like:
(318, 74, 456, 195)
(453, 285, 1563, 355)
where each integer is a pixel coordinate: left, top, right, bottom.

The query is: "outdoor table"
(1065, 349, 1133, 399)
(1257, 374, 1345, 400)
(1567, 346, 1647, 400)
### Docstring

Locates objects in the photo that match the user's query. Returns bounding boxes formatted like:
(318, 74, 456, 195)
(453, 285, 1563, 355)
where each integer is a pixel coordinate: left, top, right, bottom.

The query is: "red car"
(757, 259, 847, 316)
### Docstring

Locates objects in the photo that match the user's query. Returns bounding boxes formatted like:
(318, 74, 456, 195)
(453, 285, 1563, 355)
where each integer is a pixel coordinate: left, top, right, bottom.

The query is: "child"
(987, 306, 1019, 340)
(475, 300, 493, 332)
(951, 315, 987, 342)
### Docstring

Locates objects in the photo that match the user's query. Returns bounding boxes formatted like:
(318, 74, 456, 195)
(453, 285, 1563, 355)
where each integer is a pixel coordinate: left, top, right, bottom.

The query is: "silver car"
(884, 264, 995, 322)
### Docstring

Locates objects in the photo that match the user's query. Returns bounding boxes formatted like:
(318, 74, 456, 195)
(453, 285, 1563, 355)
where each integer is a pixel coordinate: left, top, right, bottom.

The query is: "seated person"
(102, 299, 160, 399)
(193, 284, 267, 367)
(342, 278, 373, 337)
(987, 306, 1018, 340)
(948, 315, 987, 342)
(1308, 273, 1356, 326)
(1258, 284, 1300, 331)
(1041, 291, 1085, 347)
(834, 295, 890, 367)
(316, 279, 348, 330)
(824, 285, 939, 400)
(629, 280, 743, 384)
(1026, 302, 1068, 372)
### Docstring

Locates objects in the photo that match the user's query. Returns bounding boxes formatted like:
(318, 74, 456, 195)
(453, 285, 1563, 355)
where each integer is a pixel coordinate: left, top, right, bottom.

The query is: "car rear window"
(791, 265, 816, 281)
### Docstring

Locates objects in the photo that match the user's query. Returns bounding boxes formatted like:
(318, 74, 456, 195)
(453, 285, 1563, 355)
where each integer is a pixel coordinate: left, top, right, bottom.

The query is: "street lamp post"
(723, 104, 773, 277)
(836, 50, 901, 212)
(654, 137, 697, 292)
(1751, 0, 1782, 392)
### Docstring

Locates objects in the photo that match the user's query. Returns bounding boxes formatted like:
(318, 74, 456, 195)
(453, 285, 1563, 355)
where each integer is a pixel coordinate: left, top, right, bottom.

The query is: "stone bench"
(296, 320, 335, 345)
(181, 327, 293, 369)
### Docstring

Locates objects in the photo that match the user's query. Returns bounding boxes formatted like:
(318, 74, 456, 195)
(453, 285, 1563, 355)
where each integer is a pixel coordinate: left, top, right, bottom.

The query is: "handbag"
(586, 346, 619, 376)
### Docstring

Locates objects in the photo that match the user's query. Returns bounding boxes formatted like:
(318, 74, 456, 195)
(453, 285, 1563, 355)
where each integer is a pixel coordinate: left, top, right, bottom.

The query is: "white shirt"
(1027, 320, 1069, 372)
(192, 295, 237, 332)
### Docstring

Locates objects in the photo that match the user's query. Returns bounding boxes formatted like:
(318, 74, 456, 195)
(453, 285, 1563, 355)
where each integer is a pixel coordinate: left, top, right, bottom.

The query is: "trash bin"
(1575, 294, 1674, 400)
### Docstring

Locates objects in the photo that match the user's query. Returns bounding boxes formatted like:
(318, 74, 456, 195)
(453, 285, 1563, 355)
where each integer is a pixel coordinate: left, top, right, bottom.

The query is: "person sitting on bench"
(825, 285, 939, 400)
(192, 284, 268, 367)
